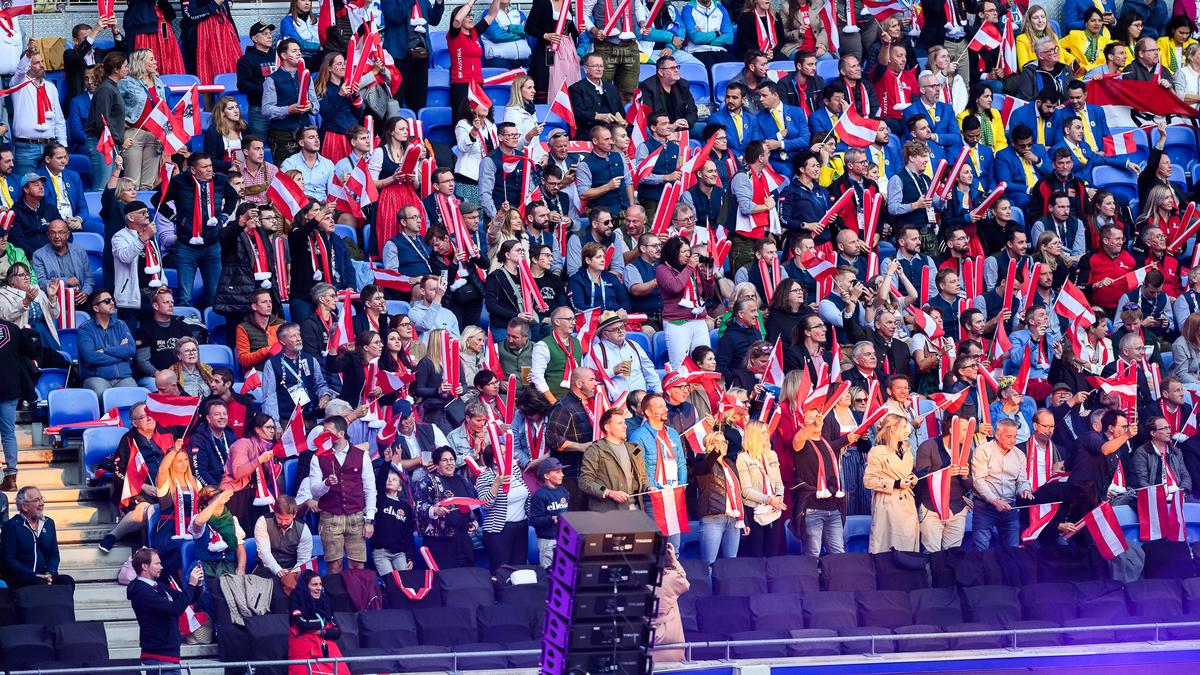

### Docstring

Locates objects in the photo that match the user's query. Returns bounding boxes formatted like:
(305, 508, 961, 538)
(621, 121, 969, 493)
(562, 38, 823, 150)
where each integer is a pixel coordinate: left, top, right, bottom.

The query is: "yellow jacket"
(1157, 36, 1197, 74)
(1060, 29, 1113, 73)
(957, 109, 1008, 152)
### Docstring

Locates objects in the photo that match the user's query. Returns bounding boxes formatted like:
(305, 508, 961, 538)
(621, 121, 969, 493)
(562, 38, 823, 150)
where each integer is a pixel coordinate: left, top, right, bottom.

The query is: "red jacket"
(1080, 249, 1136, 311)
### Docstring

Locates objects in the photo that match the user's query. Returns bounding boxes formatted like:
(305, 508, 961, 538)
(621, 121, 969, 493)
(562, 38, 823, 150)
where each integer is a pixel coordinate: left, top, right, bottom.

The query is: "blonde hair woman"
(414, 328, 461, 430)
(459, 325, 487, 390)
(736, 420, 786, 557)
(863, 413, 919, 553)
(117, 48, 166, 188)
(150, 448, 203, 577)
(1016, 5, 1061, 68)
(504, 75, 544, 149)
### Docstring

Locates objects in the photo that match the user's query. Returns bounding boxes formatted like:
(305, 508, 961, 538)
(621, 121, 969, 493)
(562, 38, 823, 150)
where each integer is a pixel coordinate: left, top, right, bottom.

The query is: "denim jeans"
(699, 515, 741, 566)
(0, 399, 16, 476)
(141, 658, 180, 675)
(173, 242, 221, 308)
(13, 140, 43, 177)
(87, 137, 115, 190)
(247, 106, 268, 140)
(971, 498, 1020, 550)
(803, 508, 845, 557)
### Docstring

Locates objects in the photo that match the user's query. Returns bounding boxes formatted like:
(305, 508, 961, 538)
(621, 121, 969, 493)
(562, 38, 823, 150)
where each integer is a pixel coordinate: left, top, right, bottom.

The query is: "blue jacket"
(992, 145, 1050, 200)
(279, 15, 321, 55)
(681, 2, 734, 50)
(755, 104, 810, 176)
(1008, 105, 1058, 147)
(902, 100, 962, 154)
(1, 515, 61, 586)
(866, 143, 903, 185)
(38, 168, 91, 222)
(808, 107, 835, 139)
(189, 422, 238, 487)
(630, 423, 688, 490)
(780, 179, 833, 241)
(67, 94, 90, 155)
(382, 0, 444, 59)
(529, 485, 570, 539)
(963, 143, 996, 189)
(1120, 0, 1170, 39)
(989, 395, 1037, 432)
(77, 317, 136, 380)
(1050, 103, 1111, 148)
(1063, 0, 1115, 32)
(1005, 329, 1060, 381)
(567, 269, 629, 313)
(318, 88, 364, 136)
(706, 107, 760, 160)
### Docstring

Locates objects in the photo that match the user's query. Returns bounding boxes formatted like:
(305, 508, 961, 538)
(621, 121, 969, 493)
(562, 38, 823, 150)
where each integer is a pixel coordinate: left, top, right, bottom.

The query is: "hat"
(662, 366, 692, 390)
(249, 21, 275, 35)
(597, 310, 625, 332)
(395, 399, 414, 418)
(536, 456, 564, 478)
(459, 201, 480, 215)
(20, 173, 44, 188)
(124, 200, 150, 215)
(1052, 382, 1072, 393)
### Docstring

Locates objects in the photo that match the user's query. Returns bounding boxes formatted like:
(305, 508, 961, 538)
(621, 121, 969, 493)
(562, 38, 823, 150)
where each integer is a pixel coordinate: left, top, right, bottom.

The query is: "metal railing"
(10, 619, 1200, 675)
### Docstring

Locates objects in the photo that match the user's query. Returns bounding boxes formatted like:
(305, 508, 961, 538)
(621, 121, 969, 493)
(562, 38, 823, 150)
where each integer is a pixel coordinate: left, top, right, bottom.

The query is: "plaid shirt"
(545, 391, 593, 480)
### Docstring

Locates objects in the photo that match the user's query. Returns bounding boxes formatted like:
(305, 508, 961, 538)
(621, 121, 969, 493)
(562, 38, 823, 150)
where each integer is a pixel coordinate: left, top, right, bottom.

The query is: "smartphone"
(439, 270, 448, 286)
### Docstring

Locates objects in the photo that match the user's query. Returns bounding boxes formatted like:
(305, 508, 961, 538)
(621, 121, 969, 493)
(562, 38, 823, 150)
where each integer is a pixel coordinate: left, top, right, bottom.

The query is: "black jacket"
(214, 223, 280, 314)
(567, 78, 623, 140)
(158, 173, 239, 248)
(638, 76, 698, 129)
(64, 36, 123, 101)
(128, 577, 201, 661)
(716, 320, 763, 384)
(10, 197, 59, 257)
(236, 46, 276, 108)
(330, 352, 371, 408)
(0, 319, 37, 402)
(484, 267, 524, 328)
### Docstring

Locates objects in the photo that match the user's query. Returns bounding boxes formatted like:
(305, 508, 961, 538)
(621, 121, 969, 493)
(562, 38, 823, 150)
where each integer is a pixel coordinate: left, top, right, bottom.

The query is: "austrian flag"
(649, 485, 690, 536)
(1104, 129, 1140, 157)
(832, 105, 879, 148)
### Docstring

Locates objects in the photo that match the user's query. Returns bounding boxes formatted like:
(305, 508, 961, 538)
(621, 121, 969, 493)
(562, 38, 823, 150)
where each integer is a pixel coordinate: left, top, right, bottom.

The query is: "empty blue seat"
(1113, 504, 1140, 546)
(211, 72, 237, 93)
(45, 70, 67, 105)
(146, 503, 160, 544)
(651, 331, 668, 367)
(481, 68, 514, 107)
(1093, 166, 1137, 205)
(83, 426, 126, 477)
(58, 328, 79, 361)
(428, 70, 451, 107)
(199, 344, 236, 372)
(68, 154, 93, 187)
(282, 458, 298, 496)
(430, 31, 450, 69)
(386, 300, 411, 316)
(48, 388, 100, 428)
(204, 308, 228, 345)
(843, 515, 872, 552)
(172, 306, 202, 322)
(816, 59, 840, 82)
(335, 223, 357, 245)
(244, 537, 258, 570)
(73, 232, 104, 254)
(712, 62, 742, 102)
(84, 191, 103, 218)
(1171, 163, 1188, 191)
(419, 107, 454, 146)
(35, 368, 69, 404)
(102, 386, 149, 427)
(679, 63, 711, 105)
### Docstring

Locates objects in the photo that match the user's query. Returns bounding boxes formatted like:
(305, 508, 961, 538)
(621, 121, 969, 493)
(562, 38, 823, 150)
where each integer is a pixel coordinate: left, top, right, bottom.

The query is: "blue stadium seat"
(310, 535, 327, 574)
(428, 70, 451, 107)
(335, 223, 357, 245)
(627, 331, 651, 357)
(73, 232, 104, 254)
(639, 64, 656, 82)
(282, 458, 298, 496)
(212, 72, 237, 94)
(651, 331, 668, 367)
(1010, 207, 1025, 229)
(48, 388, 100, 429)
(398, 107, 417, 119)
(94, 38, 116, 51)
(1185, 502, 1200, 542)
(767, 61, 794, 74)
(240, 35, 254, 49)
(146, 503, 160, 544)
(481, 68, 514, 108)
(173, 306, 202, 322)
(58, 328, 79, 362)
(199, 344, 236, 372)
(84, 191, 103, 218)
(431, 31, 450, 69)
(1093, 166, 1137, 206)
(843, 515, 871, 552)
(83, 426, 125, 477)
(1164, 125, 1199, 167)
(68, 154, 93, 187)
(102, 386, 150, 427)
(679, 63, 711, 105)
(35, 368, 69, 404)
(710, 328, 719, 345)
(45, 70, 67, 106)
(244, 537, 258, 570)
(712, 62, 742, 102)
(204, 308, 227, 346)
(164, 268, 178, 290)
(816, 59, 839, 82)
(1171, 163, 1188, 191)
(1113, 504, 1140, 546)
(386, 300, 410, 316)
(419, 107, 454, 145)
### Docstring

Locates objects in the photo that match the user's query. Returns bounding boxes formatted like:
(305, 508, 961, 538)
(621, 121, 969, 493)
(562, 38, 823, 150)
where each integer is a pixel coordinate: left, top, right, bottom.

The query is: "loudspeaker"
(542, 511, 662, 675)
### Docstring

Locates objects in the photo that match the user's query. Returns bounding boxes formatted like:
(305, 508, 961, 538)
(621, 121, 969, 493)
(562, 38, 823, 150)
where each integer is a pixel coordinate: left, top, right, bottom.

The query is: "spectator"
(235, 289, 285, 373)
(915, 416, 974, 551)
(116, 49, 166, 190)
(0, 486, 72, 588)
(132, 287, 206, 383)
(632, 393, 687, 528)
(86, 52, 126, 189)
(126, 548, 204, 673)
(694, 430, 745, 567)
(220, 412, 281, 534)
(864, 413, 920, 553)
(409, 272, 461, 340)
(379, 399, 449, 481)
(579, 406, 647, 512)
(98, 402, 176, 552)
(299, 415, 377, 575)
(252, 495, 313, 585)
(263, 39, 320, 164)
(159, 154, 238, 308)
(170, 337, 212, 397)
(32, 218, 92, 304)
(203, 367, 256, 437)
(288, 201, 353, 323)
(585, 312, 661, 396)
(1133, 415, 1192, 493)
(639, 56, 699, 130)
(191, 399, 238, 488)
(10, 173, 61, 258)
(446, 400, 490, 471)
(567, 46, 629, 124)
(971, 417, 1035, 549)
(381, 205, 433, 282)
(279, 128, 336, 201)
(11, 46, 67, 177)
(415, 447, 480, 568)
(681, 0, 734, 69)
(0, 262, 59, 358)
(189, 486, 246, 576)
(38, 144, 97, 233)
(262, 322, 335, 424)
(576, 131, 634, 231)
(427, 208, 487, 329)
(78, 288, 138, 396)
(372, 467, 417, 575)
(287, 571, 349, 673)
(280, 0, 320, 68)
(215, 204, 280, 333)
(203, 96, 248, 174)
(528, 456, 569, 567)
(232, 136, 279, 206)
(1075, 224, 1136, 313)
(735, 419, 785, 556)
(475, 441, 533, 571)
(567, 241, 630, 314)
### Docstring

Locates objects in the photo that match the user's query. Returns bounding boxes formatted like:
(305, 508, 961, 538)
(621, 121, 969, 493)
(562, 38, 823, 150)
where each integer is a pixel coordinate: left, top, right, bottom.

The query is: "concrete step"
(76, 583, 135, 622)
(56, 522, 112, 545)
(12, 463, 84, 486)
(106, 644, 220, 662)
(42, 500, 113, 527)
(67, 564, 123, 582)
(60, 542, 133, 567)
(18, 446, 80, 466)
(0, 484, 110, 502)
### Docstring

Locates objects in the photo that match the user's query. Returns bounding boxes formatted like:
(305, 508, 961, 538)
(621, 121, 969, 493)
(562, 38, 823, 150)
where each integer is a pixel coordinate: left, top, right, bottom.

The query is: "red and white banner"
(120, 440, 150, 506)
(325, 292, 354, 354)
(266, 171, 308, 222)
(277, 405, 307, 458)
(548, 80, 577, 135)
(55, 283, 76, 330)
(1103, 128, 1141, 157)
(1021, 502, 1060, 543)
(1053, 279, 1095, 328)
(1138, 483, 1186, 542)
(832, 105, 878, 148)
(967, 20, 1001, 51)
(908, 306, 944, 340)
(764, 337, 785, 388)
(925, 467, 953, 520)
(0, 0, 33, 20)
(145, 393, 200, 428)
(1072, 501, 1130, 560)
(649, 485, 690, 536)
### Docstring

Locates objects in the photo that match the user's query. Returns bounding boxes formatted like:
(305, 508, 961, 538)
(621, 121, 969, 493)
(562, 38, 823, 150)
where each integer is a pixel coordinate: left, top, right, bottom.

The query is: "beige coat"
(653, 563, 690, 662)
(736, 449, 785, 525)
(863, 444, 919, 553)
(0, 285, 58, 344)
(578, 439, 649, 512)
(779, 0, 830, 58)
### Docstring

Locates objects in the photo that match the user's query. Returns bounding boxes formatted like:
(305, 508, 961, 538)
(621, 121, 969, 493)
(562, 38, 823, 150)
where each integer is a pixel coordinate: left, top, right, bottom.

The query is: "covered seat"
(946, 622, 1005, 650)
(1006, 619, 1063, 647)
(802, 591, 858, 630)
(453, 642, 509, 670)
(785, 628, 841, 657)
(855, 590, 914, 629)
(0, 624, 55, 668)
(893, 624, 950, 652)
(53, 622, 108, 665)
(1125, 579, 1183, 618)
(728, 630, 789, 659)
(412, 606, 475, 646)
(1142, 540, 1194, 579)
(1019, 582, 1078, 623)
(696, 595, 750, 636)
(476, 603, 536, 643)
(838, 626, 896, 655)
(1074, 580, 1127, 621)
(821, 552, 877, 591)
(872, 550, 930, 591)
(962, 585, 1021, 625)
(357, 609, 418, 649)
(909, 587, 964, 626)
(716, 574, 767, 596)
(750, 592, 804, 632)
(14, 584, 75, 627)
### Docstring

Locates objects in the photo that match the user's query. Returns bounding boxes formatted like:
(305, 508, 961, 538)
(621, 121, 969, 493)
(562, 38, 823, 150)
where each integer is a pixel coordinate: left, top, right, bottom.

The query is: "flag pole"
(1012, 501, 1062, 511)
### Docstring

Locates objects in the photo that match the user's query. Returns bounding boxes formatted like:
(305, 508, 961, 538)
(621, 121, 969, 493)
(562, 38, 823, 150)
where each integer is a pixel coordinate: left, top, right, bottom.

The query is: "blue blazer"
(755, 104, 810, 175)
(866, 143, 903, 185)
(67, 94, 90, 155)
(567, 269, 630, 313)
(37, 168, 90, 221)
(808, 108, 835, 139)
(1008, 105, 1058, 147)
(1062, 0, 1114, 32)
(993, 144, 1051, 202)
(1050, 103, 1111, 148)
(706, 107, 761, 160)
(1048, 141, 1124, 182)
(901, 100, 962, 154)
(963, 143, 996, 189)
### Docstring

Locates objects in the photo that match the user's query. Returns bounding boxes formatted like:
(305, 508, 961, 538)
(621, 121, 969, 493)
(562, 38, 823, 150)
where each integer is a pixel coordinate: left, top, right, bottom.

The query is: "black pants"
(268, 129, 301, 167)
(218, 311, 246, 349)
(450, 82, 470, 127)
(6, 573, 74, 588)
(692, 50, 736, 70)
(739, 518, 783, 558)
(483, 520, 529, 571)
(423, 532, 475, 568)
(397, 56, 430, 112)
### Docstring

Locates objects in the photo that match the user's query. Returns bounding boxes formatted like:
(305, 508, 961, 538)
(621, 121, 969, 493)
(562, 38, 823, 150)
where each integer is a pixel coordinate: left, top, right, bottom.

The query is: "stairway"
(4, 426, 221, 664)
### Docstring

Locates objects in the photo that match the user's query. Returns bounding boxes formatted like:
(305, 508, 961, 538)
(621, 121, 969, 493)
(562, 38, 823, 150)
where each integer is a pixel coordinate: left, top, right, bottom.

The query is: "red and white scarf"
(274, 236, 290, 301)
(172, 485, 195, 540)
(528, 419, 546, 461)
(554, 332, 576, 388)
(32, 81, 52, 126)
(755, 11, 778, 53)
(190, 177, 215, 245)
(718, 457, 744, 525)
(246, 228, 272, 287)
(678, 274, 704, 315)
(654, 426, 677, 486)
(252, 458, 280, 506)
(55, 283, 76, 330)
(758, 257, 781, 304)
(144, 239, 165, 287)
(392, 569, 435, 599)
(813, 439, 843, 498)
(309, 233, 332, 282)
(207, 526, 228, 552)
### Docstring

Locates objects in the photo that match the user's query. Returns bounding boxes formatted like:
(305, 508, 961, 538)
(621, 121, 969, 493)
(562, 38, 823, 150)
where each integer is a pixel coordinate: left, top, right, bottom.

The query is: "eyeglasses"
(852, 397, 867, 403)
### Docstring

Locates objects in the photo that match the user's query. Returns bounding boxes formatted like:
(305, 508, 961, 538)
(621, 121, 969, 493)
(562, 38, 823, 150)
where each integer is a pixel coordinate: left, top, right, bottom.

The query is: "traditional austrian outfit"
(183, 0, 242, 85)
(373, 143, 428, 259)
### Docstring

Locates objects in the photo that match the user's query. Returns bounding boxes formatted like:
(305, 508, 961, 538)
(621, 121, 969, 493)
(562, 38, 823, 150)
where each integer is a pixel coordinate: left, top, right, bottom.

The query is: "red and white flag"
(467, 80, 493, 110)
(1021, 502, 1060, 543)
(925, 467, 953, 520)
(371, 267, 416, 293)
(120, 440, 150, 506)
(325, 292, 354, 353)
(908, 305, 944, 340)
(1053, 279, 1095, 328)
(800, 249, 838, 282)
(1072, 501, 1129, 560)
(145, 393, 200, 428)
(832, 105, 879, 148)
(548, 80, 577, 136)
(967, 20, 1002, 51)
(96, 116, 116, 165)
(575, 307, 603, 352)
(649, 485, 690, 536)
(1124, 266, 1151, 290)
(1138, 483, 1186, 542)
(266, 171, 308, 222)
(680, 416, 714, 455)
(167, 578, 208, 636)
(277, 405, 307, 458)
(764, 337, 785, 388)
(46, 407, 121, 438)
(171, 83, 203, 138)
(0, 0, 32, 20)
(55, 283, 76, 330)
(132, 97, 174, 144)
(239, 369, 262, 394)
(1104, 128, 1140, 157)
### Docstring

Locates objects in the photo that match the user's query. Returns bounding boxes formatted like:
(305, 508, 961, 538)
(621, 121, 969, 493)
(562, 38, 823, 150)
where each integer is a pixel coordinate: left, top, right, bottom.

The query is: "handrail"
(11, 619, 1200, 675)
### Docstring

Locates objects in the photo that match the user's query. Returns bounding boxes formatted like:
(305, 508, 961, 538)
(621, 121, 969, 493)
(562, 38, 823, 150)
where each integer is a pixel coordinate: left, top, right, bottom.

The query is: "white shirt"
(297, 443, 378, 520)
(252, 515, 314, 575)
(11, 55, 66, 144)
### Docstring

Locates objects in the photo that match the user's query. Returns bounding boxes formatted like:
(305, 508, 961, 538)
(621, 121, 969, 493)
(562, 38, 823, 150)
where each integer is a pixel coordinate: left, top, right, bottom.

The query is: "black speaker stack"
(541, 510, 665, 674)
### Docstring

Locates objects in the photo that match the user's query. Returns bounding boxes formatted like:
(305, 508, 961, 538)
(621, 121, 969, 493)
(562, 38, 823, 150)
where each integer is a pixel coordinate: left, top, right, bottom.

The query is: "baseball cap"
(395, 399, 414, 418)
(20, 173, 45, 188)
(250, 21, 275, 35)
(537, 456, 564, 478)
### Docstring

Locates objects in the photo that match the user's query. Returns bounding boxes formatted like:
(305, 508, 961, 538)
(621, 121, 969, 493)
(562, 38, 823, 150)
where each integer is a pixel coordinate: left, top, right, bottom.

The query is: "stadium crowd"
(2, 0, 1200, 666)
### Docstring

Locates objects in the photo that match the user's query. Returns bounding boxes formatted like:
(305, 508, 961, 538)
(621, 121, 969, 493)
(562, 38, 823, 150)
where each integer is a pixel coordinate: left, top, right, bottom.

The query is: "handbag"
(444, 397, 467, 428)
(752, 503, 781, 526)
